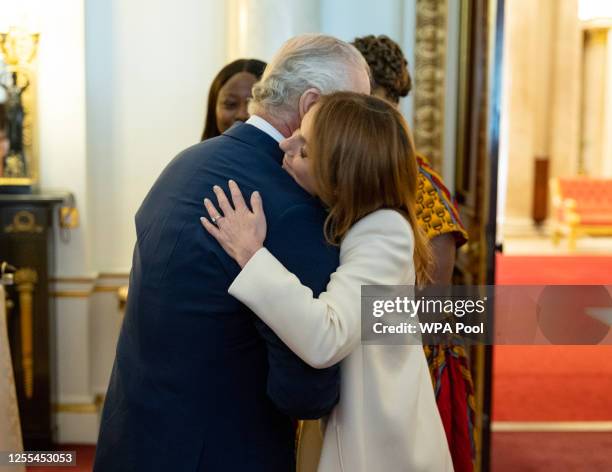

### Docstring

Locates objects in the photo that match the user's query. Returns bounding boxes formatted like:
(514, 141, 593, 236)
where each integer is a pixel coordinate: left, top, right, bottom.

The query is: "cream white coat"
(229, 209, 453, 472)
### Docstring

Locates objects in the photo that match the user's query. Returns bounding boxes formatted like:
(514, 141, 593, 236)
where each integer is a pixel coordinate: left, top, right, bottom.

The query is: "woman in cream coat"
(202, 92, 453, 472)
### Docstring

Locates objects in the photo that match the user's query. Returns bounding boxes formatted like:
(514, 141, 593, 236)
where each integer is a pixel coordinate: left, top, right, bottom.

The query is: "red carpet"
(493, 345, 612, 421)
(496, 254, 612, 285)
(494, 254, 612, 421)
(491, 432, 612, 471)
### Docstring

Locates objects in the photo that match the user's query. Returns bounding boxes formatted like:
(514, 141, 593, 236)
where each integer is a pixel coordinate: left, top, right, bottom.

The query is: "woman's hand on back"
(201, 180, 267, 268)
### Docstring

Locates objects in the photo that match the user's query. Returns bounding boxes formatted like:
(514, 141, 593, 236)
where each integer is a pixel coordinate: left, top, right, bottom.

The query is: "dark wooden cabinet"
(0, 192, 69, 449)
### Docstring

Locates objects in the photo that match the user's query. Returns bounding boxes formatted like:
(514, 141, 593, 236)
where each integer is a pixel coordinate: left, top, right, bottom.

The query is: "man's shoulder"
(174, 134, 243, 163)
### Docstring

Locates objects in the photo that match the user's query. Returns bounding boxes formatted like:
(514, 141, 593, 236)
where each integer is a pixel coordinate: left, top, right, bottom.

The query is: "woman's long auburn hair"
(309, 92, 432, 285)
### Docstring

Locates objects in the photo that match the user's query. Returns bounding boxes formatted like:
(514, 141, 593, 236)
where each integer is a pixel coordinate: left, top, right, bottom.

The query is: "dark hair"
(352, 35, 411, 104)
(201, 58, 267, 141)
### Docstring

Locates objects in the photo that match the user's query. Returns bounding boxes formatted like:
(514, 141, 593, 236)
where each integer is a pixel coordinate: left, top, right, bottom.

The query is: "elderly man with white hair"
(94, 34, 370, 472)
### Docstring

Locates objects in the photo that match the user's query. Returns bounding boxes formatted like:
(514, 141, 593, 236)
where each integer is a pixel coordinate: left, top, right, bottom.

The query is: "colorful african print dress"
(416, 154, 475, 472)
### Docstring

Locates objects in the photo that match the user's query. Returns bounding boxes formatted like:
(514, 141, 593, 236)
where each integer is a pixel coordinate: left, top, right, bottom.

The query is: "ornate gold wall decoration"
(4, 210, 43, 234)
(14, 267, 37, 399)
(414, 0, 448, 171)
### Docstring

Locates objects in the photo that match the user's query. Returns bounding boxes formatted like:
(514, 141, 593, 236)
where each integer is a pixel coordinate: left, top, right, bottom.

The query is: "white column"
(33, 0, 99, 443)
(580, 28, 607, 175)
(499, 0, 539, 225)
(602, 28, 612, 177)
(549, 0, 582, 178)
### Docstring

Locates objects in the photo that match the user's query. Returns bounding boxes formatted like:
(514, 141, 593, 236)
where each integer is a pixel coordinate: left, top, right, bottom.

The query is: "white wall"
(320, 0, 416, 127)
(84, 0, 422, 272)
(320, 0, 404, 40)
(24, 0, 90, 277)
(86, 0, 226, 272)
(227, 0, 320, 61)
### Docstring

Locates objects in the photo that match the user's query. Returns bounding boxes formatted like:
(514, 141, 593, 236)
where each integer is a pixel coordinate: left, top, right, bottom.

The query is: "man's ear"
(298, 88, 321, 119)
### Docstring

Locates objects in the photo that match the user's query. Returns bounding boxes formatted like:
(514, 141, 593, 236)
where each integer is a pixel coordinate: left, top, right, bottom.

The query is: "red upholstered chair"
(550, 177, 612, 250)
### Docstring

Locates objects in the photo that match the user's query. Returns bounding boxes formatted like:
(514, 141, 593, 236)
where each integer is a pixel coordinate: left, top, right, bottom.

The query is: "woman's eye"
(223, 101, 238, 109)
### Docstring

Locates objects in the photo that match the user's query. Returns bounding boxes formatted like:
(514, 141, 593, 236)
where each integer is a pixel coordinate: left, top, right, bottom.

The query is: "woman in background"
(352, 34, 475, 472)
(201, 58, 266, 141)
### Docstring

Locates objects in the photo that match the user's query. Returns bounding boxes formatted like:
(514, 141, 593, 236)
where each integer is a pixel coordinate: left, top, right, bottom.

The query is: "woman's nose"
(236, 104, 249, 122)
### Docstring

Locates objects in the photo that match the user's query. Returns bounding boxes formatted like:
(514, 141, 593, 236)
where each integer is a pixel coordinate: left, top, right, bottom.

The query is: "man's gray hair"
(249, 34, 370, 118)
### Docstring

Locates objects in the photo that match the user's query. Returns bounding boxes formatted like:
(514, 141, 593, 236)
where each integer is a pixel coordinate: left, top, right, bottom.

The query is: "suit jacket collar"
(224, 122, 284, 165)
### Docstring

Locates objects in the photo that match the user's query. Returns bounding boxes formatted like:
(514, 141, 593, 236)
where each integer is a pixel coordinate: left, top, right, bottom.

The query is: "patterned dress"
(415, 154, 468, 246)
(416, 154, 475, 472)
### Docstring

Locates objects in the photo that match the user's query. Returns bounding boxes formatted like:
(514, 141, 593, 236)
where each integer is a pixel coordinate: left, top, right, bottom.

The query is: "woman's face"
(279, 105, 319, 195)
(215, 72, 258, 134)
(280, 104, 316, 160)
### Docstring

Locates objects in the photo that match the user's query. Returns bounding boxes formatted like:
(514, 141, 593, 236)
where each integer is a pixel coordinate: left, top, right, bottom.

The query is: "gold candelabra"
(0, 26, 39, 69)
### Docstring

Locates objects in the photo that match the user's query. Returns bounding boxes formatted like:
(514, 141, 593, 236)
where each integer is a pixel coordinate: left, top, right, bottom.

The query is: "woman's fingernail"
(200, 217, 206, 224)
(213, 185, 220, 191)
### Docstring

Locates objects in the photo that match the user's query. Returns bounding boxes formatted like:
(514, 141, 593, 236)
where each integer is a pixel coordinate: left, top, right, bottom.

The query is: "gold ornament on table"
(0, 26, 39, 192)
(0, 27, 40, 68)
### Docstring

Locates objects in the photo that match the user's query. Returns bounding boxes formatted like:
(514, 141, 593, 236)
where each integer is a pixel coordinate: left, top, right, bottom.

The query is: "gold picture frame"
(0, 28, 39, 191)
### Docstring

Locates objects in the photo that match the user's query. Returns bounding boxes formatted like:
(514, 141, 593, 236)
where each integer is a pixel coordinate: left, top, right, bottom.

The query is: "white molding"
(48, 273, 129, 294)
(53, 394, 96, 405)
(443, 0, 460, 191)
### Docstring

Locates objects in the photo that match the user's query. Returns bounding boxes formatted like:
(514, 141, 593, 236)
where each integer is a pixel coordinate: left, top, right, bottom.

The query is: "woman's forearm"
(228, 248, 360, 368)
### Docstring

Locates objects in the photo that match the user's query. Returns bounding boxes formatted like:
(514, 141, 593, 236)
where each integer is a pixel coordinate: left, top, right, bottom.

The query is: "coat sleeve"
(229, 209, 415, 369)
(245, 203, 340, 419)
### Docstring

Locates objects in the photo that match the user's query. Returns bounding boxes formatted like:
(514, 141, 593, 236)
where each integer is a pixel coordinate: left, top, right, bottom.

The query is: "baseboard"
(492, 421, 612, 432)
(54, 411, 99, 444)
(501, 217, 551, 238)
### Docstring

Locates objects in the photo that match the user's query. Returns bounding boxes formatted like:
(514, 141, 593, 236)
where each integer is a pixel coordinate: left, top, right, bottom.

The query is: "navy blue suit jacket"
(94, 123, 340, 472)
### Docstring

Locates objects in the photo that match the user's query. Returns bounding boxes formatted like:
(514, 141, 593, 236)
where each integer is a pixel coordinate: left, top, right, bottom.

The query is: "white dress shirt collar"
(246, 115, 285, 143)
